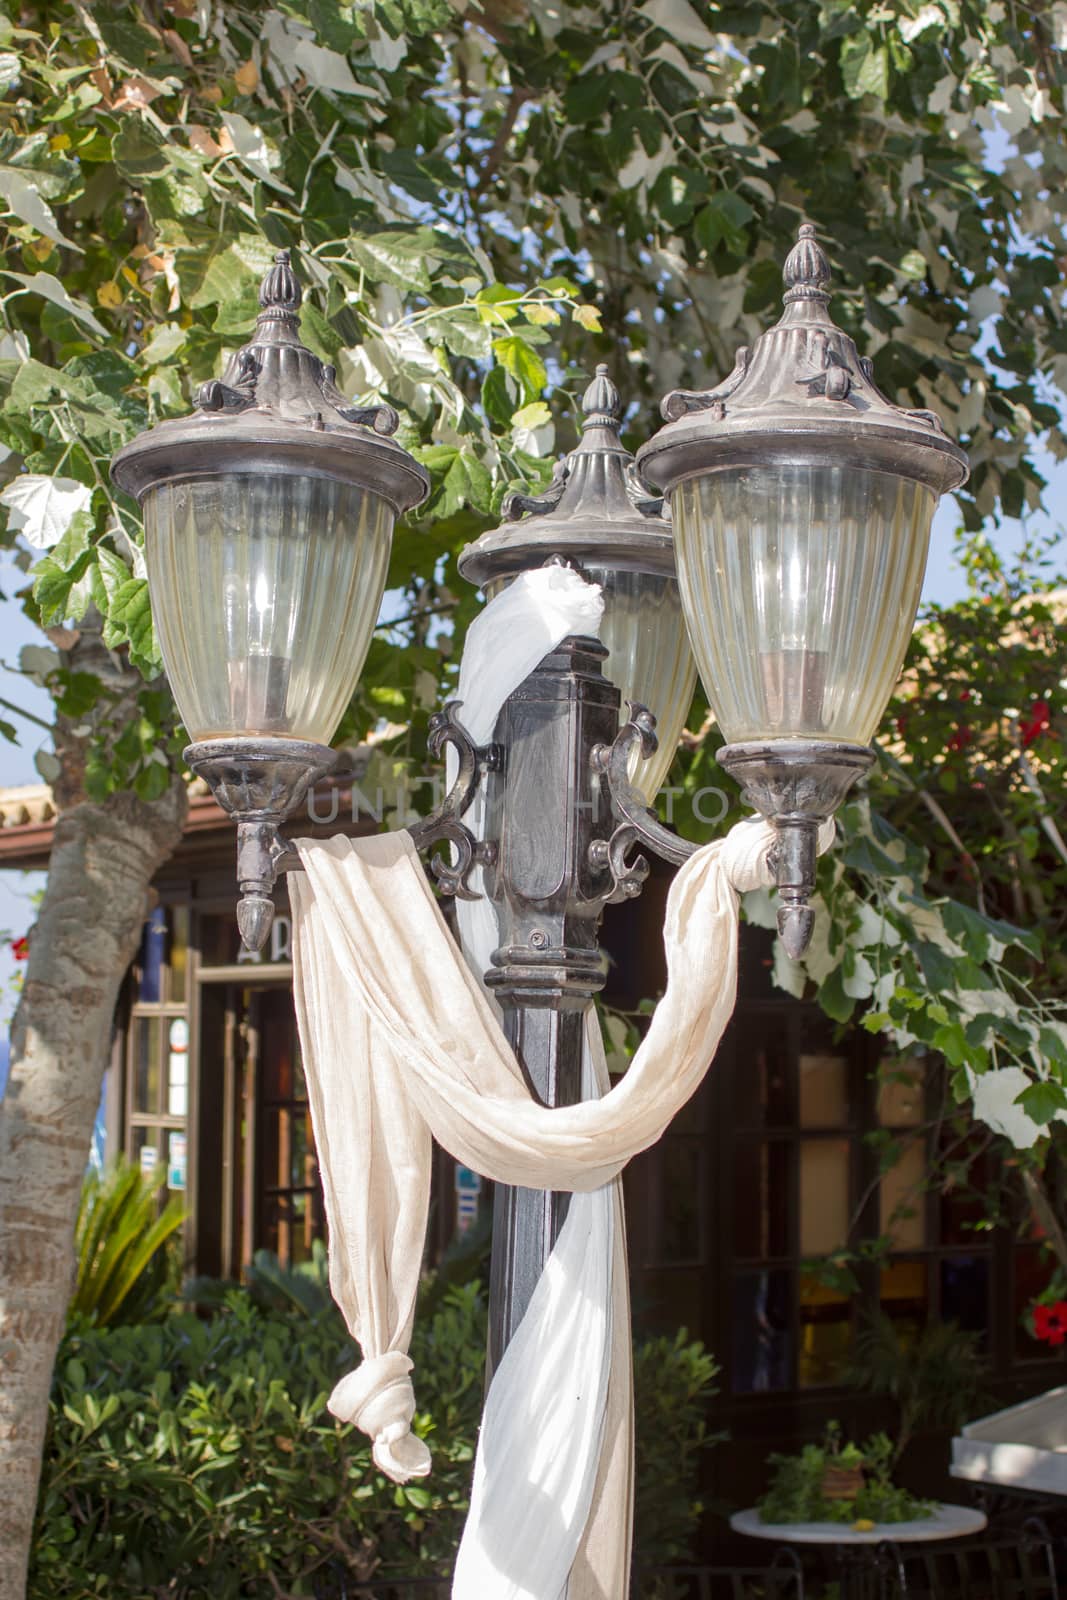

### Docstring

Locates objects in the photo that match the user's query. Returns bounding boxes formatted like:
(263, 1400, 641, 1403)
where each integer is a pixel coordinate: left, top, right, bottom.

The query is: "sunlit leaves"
(104, 577, 161, 677)
(1, 270, 105, 336)
(0, 475, 91, 548)
(491, 337, 548, 404)
(839, 32, 890, 101)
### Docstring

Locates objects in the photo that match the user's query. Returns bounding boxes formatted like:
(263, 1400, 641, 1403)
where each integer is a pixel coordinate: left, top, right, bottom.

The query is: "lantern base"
(185, 737, 337, 951)
(718, 739, 875, 959)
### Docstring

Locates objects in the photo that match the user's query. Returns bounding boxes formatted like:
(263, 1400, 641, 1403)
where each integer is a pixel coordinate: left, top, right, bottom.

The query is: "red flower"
(947, 725, 973, 752)
(1034, 1301, 1067, 1346)
(10, 936, 28, 962)
(1020, 700, 1051, 749)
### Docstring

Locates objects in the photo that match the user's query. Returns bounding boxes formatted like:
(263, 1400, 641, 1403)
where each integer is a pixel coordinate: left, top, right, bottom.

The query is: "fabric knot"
(720, 815, 837, 894)
(329, 1351, 432, 1483)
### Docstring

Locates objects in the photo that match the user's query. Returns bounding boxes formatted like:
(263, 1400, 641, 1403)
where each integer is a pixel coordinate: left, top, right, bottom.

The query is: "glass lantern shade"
(672, 462, 935, 746)
(143, 472, 392, 745)
(586, 565, 697, 801)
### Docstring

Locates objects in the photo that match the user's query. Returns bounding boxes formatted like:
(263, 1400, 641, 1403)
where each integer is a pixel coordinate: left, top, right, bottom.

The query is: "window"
(728, 1006, 858, 1394)
(627, 927, 1057, 1399)
(125, 904, 191, 1199)
(255, 988, 323, 1265)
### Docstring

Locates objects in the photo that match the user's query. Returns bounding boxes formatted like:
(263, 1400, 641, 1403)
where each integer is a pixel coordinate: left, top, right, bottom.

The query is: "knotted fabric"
(290, 813, 830, 1595)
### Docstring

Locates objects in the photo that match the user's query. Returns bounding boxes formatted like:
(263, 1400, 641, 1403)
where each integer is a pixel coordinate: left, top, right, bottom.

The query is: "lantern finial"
(259, 249, 302, 317)
(581, 364, 621, 428)
(782, 222, 831, 305)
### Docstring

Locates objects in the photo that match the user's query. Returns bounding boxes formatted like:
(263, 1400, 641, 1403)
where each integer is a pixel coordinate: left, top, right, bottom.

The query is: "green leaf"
(111, 119, 170, 182)
(840, 33, 889, 100)
(347, 228, 435, 293)
(139, 322, 188, 367)
(106, 578, 161, 674)
(650, 165, 706, 228)
(1018, 1080, 1067, 1127)
(491, 336, 547, 404)
(475, 283, 521, 325)
(435, 450, 493, 518)
(33, 548, 91, 625)
(694, 191, 756, 253)
(90, 545, 132, 613)
(481, 364, 514, 426)
(932, 1022, 969, 1068)
(1, 270, 105, 337)
(189, 240, 272, 330)
(0, 165, 81, 251)
(511, 401, 552, 431)
(133, 761, 171, 802)
(1039, 1027, 1067, 1069)
(817, 964, 855, 1024)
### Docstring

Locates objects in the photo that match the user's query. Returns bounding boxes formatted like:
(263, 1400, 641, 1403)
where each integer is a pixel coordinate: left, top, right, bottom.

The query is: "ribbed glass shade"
(587, 566, 697, 801)
(144, 473, 392, 744)
(673, 463, 935, 745)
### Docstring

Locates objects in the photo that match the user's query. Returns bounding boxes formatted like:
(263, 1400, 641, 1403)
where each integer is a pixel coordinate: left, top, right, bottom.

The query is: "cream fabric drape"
(289, 562, 833, 1596)
(288, 813, 815, 1457)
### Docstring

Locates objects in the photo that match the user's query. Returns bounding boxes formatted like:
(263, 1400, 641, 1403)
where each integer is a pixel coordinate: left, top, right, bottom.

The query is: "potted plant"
(758, 1424, 935, 1527)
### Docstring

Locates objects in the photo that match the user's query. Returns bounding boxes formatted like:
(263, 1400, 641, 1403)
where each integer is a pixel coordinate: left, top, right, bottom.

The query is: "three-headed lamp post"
(112, 223, 966, 1379)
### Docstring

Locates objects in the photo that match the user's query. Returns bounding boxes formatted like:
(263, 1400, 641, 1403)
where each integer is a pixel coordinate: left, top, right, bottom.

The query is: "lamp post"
(111, 225, 966, 1559)
(457, 365, 696, 1363)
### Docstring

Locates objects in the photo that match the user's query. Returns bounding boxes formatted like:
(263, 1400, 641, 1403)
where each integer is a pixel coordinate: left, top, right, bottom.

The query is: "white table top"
(731, 1504, 987, 1546)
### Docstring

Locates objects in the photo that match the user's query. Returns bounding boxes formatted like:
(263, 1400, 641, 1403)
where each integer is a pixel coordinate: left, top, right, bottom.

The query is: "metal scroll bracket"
(589, 702, 697, 904)
(405, 701, 498, 899)
(270, 702, 496, 905)
(592, 706, 873, 958)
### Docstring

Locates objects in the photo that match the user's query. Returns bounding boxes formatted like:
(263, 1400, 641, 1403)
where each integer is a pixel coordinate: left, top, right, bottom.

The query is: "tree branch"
(0, 693, 52, 735)
(474, 86, 534, 193)
(1022, 1166, 1067, 1277)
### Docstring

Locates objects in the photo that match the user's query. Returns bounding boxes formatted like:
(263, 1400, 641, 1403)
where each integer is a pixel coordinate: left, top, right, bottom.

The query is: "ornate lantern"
(112, 251, 429, 949)
(460, 366, 696, 802)
(637, 225, 968, 954)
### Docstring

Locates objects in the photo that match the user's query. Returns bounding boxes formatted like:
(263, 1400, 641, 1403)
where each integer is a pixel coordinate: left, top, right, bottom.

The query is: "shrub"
(71, 1157, 186, 1328)
(846, 1314, 991, 1464)
(31, 1279, 718, 1598)
(633, 1329, 723, 1565)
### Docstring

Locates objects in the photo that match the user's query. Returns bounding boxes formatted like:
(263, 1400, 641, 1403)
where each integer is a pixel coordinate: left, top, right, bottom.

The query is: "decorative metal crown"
(194, 250, 398, 435)
(636, 222, 969, 499)
(111, 245, 429, 516)
(501, 365, 663, 523)
(459, 364, 676, 588)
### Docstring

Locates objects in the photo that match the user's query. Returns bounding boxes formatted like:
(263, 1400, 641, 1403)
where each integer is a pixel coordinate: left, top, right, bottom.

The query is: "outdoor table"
(730, 1504, 987, 1598)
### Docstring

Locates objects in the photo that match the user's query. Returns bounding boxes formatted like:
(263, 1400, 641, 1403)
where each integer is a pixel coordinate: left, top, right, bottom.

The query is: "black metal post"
(480, 635, 621, 1372)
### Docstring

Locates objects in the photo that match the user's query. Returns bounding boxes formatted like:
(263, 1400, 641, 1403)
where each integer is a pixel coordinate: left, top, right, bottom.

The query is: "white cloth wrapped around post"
(289, 817, 834, 1462)
(289, 559, 835, 1600)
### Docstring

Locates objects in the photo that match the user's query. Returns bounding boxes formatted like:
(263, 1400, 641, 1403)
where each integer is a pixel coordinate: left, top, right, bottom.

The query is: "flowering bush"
(1033, 1301, 1067, 1347)
(1023, 1269, 1067, 1349)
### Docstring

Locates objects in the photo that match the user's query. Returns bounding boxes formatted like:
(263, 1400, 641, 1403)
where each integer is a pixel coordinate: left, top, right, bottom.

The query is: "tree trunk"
(0, 776, 187, 1600)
